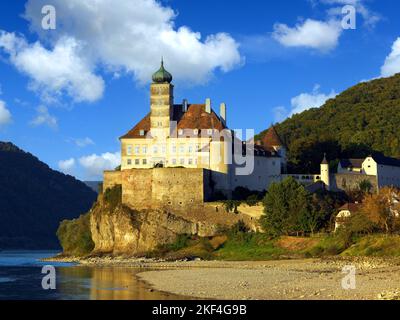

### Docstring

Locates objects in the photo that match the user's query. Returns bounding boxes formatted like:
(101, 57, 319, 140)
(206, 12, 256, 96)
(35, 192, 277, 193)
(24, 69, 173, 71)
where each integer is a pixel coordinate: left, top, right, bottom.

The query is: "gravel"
(136, 258, 400, 300)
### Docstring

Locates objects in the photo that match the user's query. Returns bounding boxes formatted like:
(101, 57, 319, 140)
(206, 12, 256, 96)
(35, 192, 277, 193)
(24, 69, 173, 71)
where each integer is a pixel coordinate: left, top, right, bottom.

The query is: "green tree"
(359, 179, 373, 194)
(261, 177, 311, 236)
(57, 213, 94, 256)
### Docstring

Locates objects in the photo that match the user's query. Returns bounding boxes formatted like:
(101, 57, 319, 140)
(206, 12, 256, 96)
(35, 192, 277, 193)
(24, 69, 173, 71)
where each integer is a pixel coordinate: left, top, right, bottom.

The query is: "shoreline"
(43, 255, 400, 300)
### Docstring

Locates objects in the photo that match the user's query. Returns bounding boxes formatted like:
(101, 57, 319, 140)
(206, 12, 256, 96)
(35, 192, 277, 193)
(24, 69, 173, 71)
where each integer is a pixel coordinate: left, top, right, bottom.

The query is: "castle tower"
(321, 153, 330, 191)
(150, 59, 174, 139)
(262, 126, 287, 172)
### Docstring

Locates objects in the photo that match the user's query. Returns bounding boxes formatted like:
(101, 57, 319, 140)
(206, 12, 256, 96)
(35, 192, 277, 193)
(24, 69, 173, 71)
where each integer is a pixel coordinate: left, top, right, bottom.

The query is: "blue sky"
(0, 0, 400, 180)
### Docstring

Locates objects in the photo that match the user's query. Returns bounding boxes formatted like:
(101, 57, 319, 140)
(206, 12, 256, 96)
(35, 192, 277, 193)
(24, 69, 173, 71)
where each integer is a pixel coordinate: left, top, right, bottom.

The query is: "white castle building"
(118, 61, 284, 196)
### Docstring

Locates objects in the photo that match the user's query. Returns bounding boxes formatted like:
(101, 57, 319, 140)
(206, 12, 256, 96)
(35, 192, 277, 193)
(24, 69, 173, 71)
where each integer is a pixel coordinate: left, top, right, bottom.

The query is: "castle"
(103, 61, 400, 210)
(103, 61, 285, 210)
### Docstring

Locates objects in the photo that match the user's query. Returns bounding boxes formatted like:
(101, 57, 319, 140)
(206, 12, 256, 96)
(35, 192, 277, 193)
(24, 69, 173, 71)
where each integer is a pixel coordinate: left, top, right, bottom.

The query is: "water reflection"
(58, 266, 189, 300)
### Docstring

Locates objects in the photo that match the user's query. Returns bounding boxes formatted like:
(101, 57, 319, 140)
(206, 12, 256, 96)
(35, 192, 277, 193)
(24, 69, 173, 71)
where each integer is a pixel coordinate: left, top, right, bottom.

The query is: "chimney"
(205, 98, 211, 114)
(220, 103, 226, 125)
(182, 99, 188, 112)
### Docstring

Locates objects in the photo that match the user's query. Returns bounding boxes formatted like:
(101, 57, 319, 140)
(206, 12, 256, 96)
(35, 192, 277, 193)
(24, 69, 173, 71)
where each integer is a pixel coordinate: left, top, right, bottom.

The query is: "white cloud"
(30, 105, 57, 128)
(79, 152, 120, 179)
(0, 100, 12, 127)
(273, 19, 342, 52)
(58, 158, 76, 175)
(273, 85, 337, 122)
(71, 137, 95, 148)
(22, 0, 242, 86)
(0, 32, 105, 103)
(381, 38, 400, 78)
(290, 84, 337, 115)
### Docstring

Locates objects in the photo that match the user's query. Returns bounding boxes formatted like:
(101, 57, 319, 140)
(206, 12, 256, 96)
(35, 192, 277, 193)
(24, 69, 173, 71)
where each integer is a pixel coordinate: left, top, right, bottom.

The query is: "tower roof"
(152, 59, 173, 84)
(262, 126, 284, 148)
(321, 153, 329, 165)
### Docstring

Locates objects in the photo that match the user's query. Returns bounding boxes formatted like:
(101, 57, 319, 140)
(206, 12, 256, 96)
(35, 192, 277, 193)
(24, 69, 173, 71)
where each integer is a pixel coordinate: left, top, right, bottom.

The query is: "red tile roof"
(120, 104, 227, 139)
(262, 126, 284, 148)
(120, 113, 151, 139)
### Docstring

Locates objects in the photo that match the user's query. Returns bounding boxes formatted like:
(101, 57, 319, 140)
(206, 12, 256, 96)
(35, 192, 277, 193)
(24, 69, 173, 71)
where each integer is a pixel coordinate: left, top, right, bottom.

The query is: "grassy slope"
(155, 234, 400, 261)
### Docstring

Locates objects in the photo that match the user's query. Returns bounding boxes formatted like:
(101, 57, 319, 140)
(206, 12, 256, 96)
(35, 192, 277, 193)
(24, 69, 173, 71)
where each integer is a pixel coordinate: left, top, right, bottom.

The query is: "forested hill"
(0, 142, 97, 249)
(257, 73, 400, 173)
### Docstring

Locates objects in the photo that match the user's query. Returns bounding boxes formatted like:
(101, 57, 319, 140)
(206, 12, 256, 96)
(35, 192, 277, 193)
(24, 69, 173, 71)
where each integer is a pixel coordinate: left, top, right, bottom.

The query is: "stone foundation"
(103, 168, 212, 211)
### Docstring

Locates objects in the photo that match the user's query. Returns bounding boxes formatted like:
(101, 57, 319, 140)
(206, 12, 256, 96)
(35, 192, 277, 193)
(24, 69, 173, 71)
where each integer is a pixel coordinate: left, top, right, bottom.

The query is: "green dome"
(152, 59, 173, 84)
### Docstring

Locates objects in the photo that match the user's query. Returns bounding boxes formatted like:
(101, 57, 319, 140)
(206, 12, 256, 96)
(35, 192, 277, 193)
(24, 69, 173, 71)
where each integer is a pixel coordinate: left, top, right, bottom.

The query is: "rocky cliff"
(87, 191, 254, 256)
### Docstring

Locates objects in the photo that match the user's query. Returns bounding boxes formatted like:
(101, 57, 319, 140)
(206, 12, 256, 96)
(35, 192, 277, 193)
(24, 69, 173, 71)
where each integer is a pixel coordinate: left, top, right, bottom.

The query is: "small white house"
(335, 203, 362, 232)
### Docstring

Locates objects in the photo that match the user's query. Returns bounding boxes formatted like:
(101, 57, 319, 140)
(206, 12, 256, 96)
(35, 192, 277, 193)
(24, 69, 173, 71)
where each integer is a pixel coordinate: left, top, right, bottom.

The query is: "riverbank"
(137, 258, 400, 300)
(45, 254, 400, 300)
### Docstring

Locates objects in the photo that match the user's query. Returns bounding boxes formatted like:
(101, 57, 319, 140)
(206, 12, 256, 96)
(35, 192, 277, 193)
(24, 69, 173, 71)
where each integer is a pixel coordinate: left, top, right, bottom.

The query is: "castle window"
(139, 130, 145, 136)
(127, 145, 132, 156)
(180, 158, 185, 165)
(161, 145, 167, 155)
(179, 145, 185, 153)
(207, 129, 213, 135)
(153, 146, 158, 154)
(127, 159, 132, 165)
(142, 146, 147, 154)
(135, 159, 140, 165)
(178, 129, 183, 136)
(188, 158, 193, 165)
(194, 129, 199, 135)
(171, 145, 177, 153)
(143, 159, 147, 165)
(188, 145, 193, 153)
(172, 159, 177, 165)
(134, 146, 140, 154)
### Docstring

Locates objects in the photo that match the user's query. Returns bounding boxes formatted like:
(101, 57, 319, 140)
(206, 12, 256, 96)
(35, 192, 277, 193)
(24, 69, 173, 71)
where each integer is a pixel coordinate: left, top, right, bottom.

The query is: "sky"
(0, 0, 400, 181)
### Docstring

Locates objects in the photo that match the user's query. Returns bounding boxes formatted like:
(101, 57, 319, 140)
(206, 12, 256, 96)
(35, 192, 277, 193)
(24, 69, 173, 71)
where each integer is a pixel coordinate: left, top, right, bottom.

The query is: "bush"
(57, 213, 94, 256)
(103, 185, 122, 211)
(229, 220, 250, 237)
(245, 194, 259, 206)
(359, 179, 373, 194)
(166, 234, 191, 252)
(223, 200, 240, 214)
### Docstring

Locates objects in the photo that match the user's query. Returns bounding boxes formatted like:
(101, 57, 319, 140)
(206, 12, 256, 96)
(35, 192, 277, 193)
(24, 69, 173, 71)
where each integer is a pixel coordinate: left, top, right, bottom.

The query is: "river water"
(0, 251, 186, 300)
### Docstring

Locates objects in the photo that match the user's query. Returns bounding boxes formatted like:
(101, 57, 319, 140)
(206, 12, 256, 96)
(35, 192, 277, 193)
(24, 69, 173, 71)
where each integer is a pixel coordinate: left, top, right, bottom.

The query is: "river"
(0, 251, 187, 300)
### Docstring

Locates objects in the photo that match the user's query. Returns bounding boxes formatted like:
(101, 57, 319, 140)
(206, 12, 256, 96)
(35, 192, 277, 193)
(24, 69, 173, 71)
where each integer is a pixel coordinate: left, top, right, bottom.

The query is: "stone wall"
(152, 168, 209, 209)
(121, 169, 153, 209)
(103, 170, 122, 191)
(332, 174, 378, 192)
(104, 167, 211, 211)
